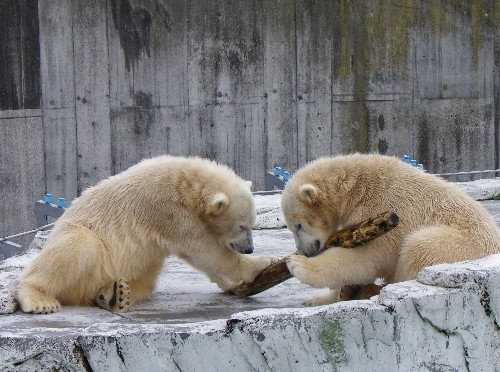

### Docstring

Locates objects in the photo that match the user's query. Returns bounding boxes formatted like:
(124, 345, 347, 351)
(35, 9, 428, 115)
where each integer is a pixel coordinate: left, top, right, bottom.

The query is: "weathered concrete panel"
(110, 106, 190, 173)
(414, 98, 495, 180)
(187, 104, 266, 188)
(39, 0, 78, 202)
(72, 0, 112, 194)
(414, 0, 496, 100)
(263, 0, 298, 171)
(39, 0, 75, 110)
(188, 0, 264, 105)
(296, 1, 334, 163)
(331, 0, 414, 97)
(108, 0, 188, 108)
(331, 100, 415, 156)
(0, 0, 40, 110)
(0, 112, 45, 246)
(42, 109, 78, 202)
(187, 0, 267, 187)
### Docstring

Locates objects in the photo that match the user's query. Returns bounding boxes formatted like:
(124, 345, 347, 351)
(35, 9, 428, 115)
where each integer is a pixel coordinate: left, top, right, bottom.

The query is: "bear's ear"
(206, 192, 230, 215)
(298, 184, 318, 205)
(244, 180, 253, 190)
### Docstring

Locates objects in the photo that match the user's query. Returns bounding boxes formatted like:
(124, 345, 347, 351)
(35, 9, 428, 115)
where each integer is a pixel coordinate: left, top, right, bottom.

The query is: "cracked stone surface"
(1, 179, 500, 371)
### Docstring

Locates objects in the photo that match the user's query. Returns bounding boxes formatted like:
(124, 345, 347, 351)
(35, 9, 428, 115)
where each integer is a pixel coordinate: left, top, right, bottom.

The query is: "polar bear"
(282, 153, 500, 306)
(17, 156, 275, 313)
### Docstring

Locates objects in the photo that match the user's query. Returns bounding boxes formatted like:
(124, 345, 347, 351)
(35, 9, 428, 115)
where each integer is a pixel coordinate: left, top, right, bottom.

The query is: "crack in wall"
(413, 302, 471, 372)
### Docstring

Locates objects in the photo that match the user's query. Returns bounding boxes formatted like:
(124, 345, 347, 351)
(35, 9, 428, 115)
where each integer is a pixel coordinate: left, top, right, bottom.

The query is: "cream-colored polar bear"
(282, 153, 500, 306)
(17, 156, 275, 313)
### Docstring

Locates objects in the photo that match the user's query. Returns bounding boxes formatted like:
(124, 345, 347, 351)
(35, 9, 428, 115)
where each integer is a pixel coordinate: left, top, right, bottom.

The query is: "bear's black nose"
(244, 247, 254, 254)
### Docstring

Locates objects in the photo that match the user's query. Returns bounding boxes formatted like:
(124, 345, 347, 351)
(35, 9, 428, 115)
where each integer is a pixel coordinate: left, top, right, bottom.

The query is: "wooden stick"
(228, 211, 399, 297)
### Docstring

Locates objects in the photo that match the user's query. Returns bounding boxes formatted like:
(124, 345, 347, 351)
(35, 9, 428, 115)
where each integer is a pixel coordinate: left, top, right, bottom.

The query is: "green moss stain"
(336, 0, 350, 81)
(429, 0, 447, 34)
(319, 321, 347, 362)
(428, 0, 495, 70)
(470, 1, 482, 69)
(332, 1, 413, 153)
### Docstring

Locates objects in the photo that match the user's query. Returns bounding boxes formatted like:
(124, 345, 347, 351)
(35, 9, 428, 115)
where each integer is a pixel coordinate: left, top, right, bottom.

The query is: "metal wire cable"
(0, 222, 55, 243)
(434, 169, 500, 177)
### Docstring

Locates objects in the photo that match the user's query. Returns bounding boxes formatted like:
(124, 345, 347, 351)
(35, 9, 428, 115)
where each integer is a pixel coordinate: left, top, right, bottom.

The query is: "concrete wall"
(1, 0, 499, 241)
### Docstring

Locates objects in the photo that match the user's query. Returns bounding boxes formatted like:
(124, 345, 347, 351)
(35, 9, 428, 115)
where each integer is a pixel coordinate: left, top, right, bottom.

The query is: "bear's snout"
(230, 242, 254, 254)
(300, 240, 321, 257)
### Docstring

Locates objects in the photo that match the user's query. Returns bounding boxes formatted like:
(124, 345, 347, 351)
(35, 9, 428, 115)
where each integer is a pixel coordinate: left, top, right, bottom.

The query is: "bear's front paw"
(215, 279, 241, 292)
(241, 255, 278, 283)
(95, 279, 131, 312)
(286, 255, 330, 289)
(255, 255, 278, 270)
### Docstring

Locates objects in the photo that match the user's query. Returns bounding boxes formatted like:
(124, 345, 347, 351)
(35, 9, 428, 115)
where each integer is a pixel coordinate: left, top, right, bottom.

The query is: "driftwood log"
(228, 211, 399, 297)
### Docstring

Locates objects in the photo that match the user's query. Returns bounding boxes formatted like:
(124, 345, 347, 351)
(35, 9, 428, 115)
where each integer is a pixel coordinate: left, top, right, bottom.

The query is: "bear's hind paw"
(20, 298, 62, 314)
(95, 279, 131, 312)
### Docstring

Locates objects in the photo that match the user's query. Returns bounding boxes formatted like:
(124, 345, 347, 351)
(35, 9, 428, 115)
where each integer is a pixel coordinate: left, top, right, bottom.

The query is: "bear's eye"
(239, 225, 247, 231)
(295, 223, 302, 230)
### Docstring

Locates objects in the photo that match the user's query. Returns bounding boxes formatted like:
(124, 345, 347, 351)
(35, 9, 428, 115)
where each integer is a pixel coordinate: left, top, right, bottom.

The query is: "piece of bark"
(228, 211, 399, 297)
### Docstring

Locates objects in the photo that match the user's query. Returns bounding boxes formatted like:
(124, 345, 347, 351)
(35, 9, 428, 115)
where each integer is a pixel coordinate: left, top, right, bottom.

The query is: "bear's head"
(203, 180, 256, 254)
(281, 183, 339, 257)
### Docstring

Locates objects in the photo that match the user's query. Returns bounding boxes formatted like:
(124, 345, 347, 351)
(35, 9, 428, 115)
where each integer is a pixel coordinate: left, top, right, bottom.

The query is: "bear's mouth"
(230, 243, 254, 254)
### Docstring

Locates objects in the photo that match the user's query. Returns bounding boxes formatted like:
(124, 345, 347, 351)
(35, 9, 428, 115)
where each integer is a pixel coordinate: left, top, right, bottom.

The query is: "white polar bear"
(17, 156, 275, 313)
(281, 154, 500, 306)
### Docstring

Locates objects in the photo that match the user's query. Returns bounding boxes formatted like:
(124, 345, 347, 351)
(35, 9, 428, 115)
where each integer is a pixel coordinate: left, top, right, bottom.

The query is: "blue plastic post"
(44, 193, 53, 204)
(417, 164, 424, 170)
(274, 166, 282, 176)
(283, 171, 291, 182)
(402, 155, 411, 164)
(57, 198, 65, 208)
(410, 159, 417, 167)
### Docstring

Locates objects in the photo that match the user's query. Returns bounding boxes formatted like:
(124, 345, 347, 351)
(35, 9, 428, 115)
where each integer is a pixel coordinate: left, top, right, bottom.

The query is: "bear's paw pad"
(95, 279, 131, 312)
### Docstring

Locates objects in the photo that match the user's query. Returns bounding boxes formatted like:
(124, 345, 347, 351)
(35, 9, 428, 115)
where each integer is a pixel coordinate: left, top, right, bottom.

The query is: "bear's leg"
(17, 223, 108, 313)
(95, 261, 163, 312)
(392, 225, 474, 282)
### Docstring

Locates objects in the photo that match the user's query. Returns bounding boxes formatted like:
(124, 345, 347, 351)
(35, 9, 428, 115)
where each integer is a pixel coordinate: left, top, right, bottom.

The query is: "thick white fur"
(17, 156, 275, 313)
(282, 154, 500, 306)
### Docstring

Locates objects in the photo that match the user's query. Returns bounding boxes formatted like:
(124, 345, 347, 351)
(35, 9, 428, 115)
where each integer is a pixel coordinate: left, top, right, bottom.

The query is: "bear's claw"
(95, 279, 131, 312)
(20, 298, 62, 314)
